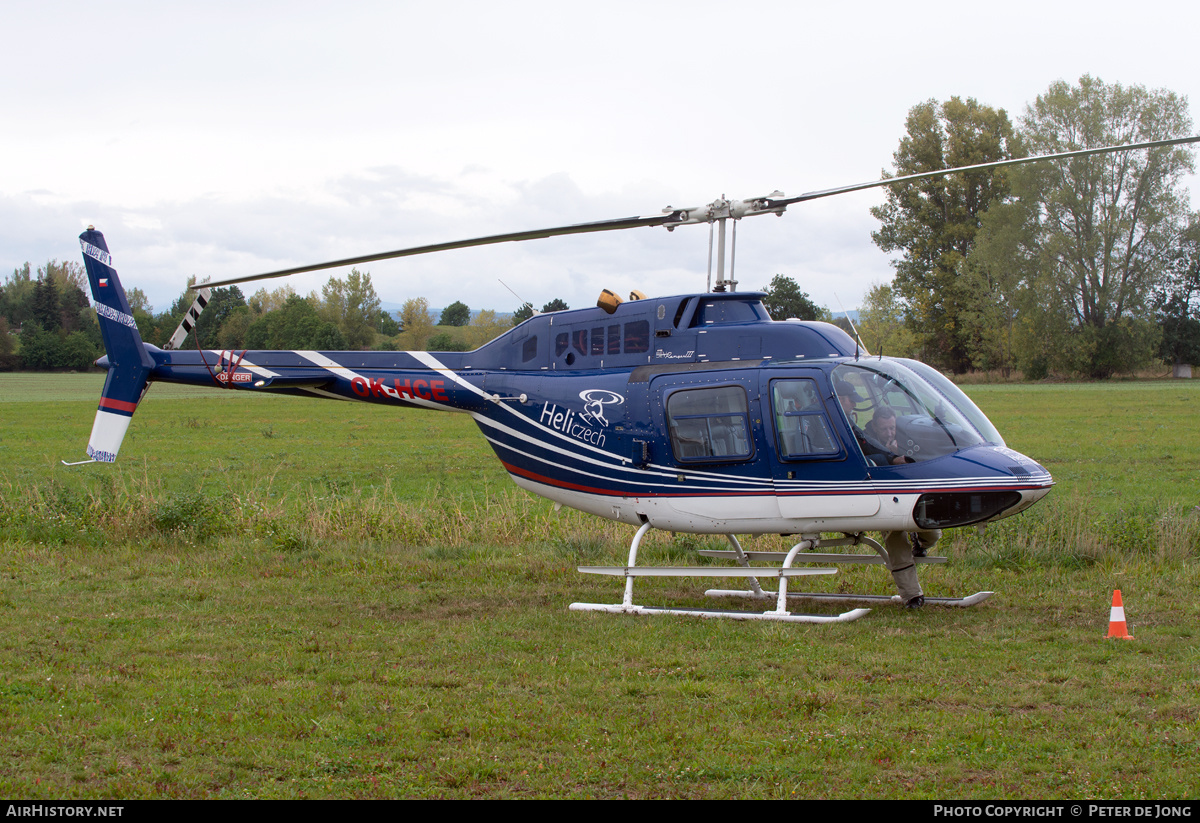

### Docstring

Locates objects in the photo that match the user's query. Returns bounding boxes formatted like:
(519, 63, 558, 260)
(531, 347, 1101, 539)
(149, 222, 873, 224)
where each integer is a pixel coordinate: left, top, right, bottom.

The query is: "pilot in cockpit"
(863, 405, 901, 456)
(834, 380, 907, 467)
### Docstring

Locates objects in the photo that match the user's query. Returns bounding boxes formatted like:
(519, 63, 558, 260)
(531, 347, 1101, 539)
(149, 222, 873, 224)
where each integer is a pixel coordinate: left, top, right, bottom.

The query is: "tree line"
(0, 263, 576, 369)
(0, 261, 99, 371)
(860, 75, 1198, 379)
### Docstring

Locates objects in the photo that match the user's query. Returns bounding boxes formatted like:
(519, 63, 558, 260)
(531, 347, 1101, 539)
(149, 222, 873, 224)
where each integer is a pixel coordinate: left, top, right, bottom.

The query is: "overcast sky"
(3, 0, 1198, 316)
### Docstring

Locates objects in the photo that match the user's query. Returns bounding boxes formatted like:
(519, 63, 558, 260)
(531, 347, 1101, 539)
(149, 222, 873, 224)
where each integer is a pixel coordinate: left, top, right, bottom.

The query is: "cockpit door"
(760, 369, 880, 518)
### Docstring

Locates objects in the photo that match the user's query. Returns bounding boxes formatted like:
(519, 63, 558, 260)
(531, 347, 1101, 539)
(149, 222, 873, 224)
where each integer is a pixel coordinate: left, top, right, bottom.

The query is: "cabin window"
(691, 299, 767, 326)
(624, 320, 649, 354)
(673, 298, 691, 328)
(666, 385, 752, 462)
(522, 335, 538, 363)
(560, 320, 652, 361)
(770, 379, 839, 459)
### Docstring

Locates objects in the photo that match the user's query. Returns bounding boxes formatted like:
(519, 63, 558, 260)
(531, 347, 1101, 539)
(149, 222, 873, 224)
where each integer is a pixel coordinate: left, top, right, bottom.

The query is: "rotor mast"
(663, 191, 786, 292)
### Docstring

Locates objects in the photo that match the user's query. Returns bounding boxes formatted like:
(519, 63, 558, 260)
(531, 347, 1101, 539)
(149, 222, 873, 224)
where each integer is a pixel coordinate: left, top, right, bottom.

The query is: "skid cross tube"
(703, 534, 993, 607)
(570, 525, 870, 624)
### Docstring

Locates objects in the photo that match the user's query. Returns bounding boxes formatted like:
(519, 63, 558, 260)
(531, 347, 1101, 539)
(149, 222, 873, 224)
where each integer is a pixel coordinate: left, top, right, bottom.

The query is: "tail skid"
(76, 228, 154, 464)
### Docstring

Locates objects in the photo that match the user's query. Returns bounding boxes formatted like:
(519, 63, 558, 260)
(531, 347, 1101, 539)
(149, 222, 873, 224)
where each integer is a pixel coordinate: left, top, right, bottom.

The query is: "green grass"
(965, 380, 1200, 511)
(1, 374, 1199, 798)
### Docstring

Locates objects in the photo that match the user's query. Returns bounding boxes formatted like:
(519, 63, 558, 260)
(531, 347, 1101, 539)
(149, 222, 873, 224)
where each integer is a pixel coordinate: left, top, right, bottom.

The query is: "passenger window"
(771, 379, 839, 458)
(591, 327, 605, 355)
(624, 320, 649, 354)
(667, 386, 752, 462)
(522, 335, 538, 363)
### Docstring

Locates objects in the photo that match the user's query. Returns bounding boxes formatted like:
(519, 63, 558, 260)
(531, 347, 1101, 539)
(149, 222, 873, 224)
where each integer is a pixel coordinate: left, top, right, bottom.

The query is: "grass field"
(1, 373, 1198, 798)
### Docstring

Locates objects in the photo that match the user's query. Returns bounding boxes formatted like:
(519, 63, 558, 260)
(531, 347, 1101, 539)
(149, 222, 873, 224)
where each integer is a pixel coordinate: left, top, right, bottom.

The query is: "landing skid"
(571, 527, 991, 623)
(705, 590, 995, 608)
(570, 601, 871, 623)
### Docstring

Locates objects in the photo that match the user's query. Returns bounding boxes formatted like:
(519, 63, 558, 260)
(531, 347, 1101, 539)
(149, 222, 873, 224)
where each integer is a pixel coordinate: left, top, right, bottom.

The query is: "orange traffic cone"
(1106, 589, 1133, 639)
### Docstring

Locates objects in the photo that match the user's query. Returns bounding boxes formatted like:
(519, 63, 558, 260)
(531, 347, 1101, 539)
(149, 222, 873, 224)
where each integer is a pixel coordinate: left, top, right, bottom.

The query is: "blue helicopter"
(72, 136, 1198, 623)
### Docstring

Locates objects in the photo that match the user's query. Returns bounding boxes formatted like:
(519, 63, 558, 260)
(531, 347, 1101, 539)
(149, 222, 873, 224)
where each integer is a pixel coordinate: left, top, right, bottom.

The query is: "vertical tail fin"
(77, 227, 154, 463)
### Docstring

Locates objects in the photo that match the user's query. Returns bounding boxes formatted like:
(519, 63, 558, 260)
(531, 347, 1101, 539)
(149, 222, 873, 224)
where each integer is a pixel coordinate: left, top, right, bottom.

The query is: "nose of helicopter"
(970, 444, 1053, 484)
(898, 444, 1054, 530)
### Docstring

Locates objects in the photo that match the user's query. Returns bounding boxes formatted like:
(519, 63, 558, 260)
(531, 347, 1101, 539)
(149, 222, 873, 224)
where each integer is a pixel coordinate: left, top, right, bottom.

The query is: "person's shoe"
(910, 534, 926, 558)
(905, 595, 925, 609)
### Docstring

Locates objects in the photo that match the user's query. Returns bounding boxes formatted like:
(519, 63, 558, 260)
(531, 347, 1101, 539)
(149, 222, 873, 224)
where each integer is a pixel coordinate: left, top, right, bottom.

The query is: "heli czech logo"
(538, 389, 625, 448)
(578, 389, 624, 427)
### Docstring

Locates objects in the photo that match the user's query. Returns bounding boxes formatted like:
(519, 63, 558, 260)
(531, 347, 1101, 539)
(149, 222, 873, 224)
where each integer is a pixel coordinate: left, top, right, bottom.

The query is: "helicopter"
(72, 134, 1200, 624)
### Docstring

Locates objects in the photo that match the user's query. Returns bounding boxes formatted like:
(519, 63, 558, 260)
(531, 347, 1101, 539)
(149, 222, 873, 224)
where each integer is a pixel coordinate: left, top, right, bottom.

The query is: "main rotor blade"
(194, 212, 680, 290)
(774, 134, 1200, 206)
(193, 134, 1199, 292)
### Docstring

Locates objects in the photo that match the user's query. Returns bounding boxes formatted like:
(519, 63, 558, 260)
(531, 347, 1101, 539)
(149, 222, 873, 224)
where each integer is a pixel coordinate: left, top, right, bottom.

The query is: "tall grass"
(945, 495, 1200, 568)
(6, 469, 1198, 569)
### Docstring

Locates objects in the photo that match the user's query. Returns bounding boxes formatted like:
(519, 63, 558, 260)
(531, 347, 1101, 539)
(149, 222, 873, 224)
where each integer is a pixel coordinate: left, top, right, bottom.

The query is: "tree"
(512, 302, 535, 325)
(427, 331, 471, 352)
(871, 97, 1023, 372)
(541, 298, 569, 313)
(856, 282, 920, 358)
(217, 306, 254, 349)
(18, 326, 62, 370)
(0, 317, 18, 370)
(439, 301, 471, 327)
(59, 331, 100, 371)
(125, 287, 153, 314)
(374, 309, 400, 337)
(466, 309, 509, 348)
(319, 269, 381, 350)
(996, 76, 1194, 378)
(30, 275, 61, 331)
(397, 297, 434, 351)
(958, 194, 1046, 376)
(1, 265, 35, 333)
(1156, 219, 1200, 369)
(248, 284, 298, 315)
(245, 294, 345, 350)
(39, 261, 89, 333)
(40, 259, 87, 295)
(760, 275, 826, 321)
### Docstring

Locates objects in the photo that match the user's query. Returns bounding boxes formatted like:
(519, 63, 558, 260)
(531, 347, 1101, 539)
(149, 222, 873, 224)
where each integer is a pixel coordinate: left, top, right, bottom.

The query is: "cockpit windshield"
(832, 359, 1004, 464)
